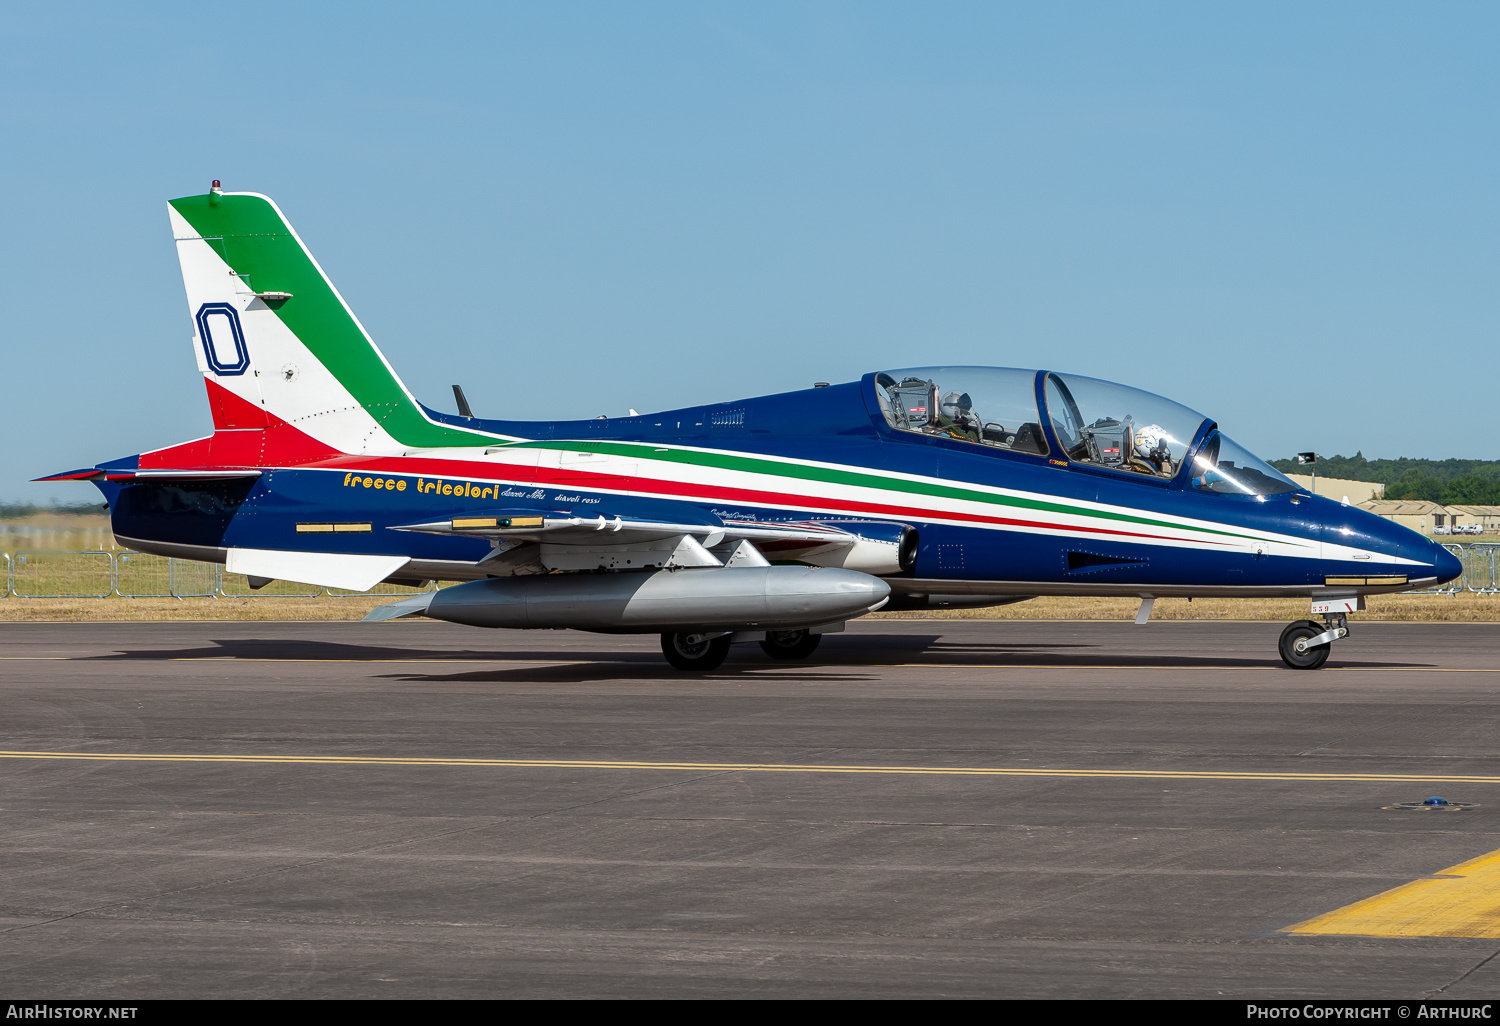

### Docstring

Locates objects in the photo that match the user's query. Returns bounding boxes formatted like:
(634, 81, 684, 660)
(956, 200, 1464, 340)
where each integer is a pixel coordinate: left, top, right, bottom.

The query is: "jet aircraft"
(41, 185, 1463, 670)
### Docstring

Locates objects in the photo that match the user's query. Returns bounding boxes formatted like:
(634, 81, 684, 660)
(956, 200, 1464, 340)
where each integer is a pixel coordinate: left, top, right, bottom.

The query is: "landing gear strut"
(1278, 613, 1348, 670)
(660, 631, 731, 671)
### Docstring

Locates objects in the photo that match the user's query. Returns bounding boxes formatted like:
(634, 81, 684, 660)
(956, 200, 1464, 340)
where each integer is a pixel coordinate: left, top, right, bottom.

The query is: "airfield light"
(1295, 453, 1322, 496)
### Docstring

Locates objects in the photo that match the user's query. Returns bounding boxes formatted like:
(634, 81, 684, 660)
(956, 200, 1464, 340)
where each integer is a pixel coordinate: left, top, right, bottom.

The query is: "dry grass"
(0, 595, 400, 621)
(0, 591, 1493, 623)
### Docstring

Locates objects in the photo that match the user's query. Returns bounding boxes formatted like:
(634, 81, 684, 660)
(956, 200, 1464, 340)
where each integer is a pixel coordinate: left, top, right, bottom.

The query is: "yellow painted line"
(888, 664, 1500, 671)
(5, 749, 1500, 785)
(1287, 847, 1500, 939)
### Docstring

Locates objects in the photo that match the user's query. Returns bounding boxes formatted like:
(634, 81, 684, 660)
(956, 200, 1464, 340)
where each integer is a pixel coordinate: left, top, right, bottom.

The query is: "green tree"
(1442, 474, 1500, 506)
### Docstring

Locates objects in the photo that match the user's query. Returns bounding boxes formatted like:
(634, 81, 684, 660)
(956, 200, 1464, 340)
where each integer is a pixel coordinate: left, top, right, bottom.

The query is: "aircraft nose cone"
(1434, 544, 1463, 586)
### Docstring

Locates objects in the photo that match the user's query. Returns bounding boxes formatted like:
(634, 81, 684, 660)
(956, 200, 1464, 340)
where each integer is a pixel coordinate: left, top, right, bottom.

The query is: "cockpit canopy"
(874, 366, 1297, 495)
(875, 367, 1050, 456)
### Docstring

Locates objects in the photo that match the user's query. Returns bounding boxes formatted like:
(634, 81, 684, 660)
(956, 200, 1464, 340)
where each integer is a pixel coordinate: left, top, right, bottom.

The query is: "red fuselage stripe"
(318, 457, 1225, 547)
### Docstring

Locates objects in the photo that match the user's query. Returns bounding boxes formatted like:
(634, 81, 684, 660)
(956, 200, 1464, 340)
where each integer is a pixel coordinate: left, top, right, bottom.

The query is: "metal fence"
(218, 571, 323, 599)
(1464, 543, 1500, 595)
(1406, 542, 1500, 595)
(0, 550, 437, 599)
(115, 551, 217, 598)
(1409, 544, 1469, 595)
(10, 550, 115, 598)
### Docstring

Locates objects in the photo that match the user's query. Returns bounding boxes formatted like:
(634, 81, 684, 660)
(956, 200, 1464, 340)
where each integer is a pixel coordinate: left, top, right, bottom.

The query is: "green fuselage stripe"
(503, 440, 1284, 545)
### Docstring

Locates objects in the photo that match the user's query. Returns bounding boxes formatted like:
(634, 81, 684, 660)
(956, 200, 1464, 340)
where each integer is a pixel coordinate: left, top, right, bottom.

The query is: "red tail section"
(136, 380, 343, 470)
(205, 378, 270, 430)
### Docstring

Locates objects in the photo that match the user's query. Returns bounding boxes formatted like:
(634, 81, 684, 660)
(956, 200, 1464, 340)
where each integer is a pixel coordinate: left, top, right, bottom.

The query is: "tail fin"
(168, 186, 493, 453)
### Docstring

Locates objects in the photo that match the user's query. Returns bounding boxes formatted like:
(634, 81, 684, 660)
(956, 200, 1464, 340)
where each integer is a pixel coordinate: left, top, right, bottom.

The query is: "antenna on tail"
(452, 385, 474, 419)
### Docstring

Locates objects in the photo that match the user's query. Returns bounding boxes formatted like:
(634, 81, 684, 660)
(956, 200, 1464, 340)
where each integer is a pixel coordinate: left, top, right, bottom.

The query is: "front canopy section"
(1042, 372, 1208, 480)
(1189, 432, 1299, 495)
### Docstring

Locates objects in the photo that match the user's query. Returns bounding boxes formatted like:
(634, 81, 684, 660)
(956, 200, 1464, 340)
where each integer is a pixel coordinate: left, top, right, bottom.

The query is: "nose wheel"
(1278, 613, 1348, 670)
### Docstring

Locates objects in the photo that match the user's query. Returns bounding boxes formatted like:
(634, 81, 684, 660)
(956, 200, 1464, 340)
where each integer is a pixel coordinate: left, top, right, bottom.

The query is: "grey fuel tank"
(365, 565, 891, 632)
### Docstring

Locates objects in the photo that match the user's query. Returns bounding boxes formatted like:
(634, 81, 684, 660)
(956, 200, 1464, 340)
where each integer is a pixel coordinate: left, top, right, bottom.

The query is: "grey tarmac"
(3, 617, 1500, 999)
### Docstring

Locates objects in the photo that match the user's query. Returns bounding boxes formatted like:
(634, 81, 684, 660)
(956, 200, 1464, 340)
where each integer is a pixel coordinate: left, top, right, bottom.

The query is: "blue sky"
(4, 2, 1497, 502)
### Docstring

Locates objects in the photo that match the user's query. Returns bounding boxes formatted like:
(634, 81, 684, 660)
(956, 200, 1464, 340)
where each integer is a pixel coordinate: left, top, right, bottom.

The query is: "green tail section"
(169, 191, 488, 449)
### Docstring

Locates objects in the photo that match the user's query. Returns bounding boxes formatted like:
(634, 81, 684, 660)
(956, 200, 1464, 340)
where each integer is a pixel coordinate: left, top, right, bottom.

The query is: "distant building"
(1445, 505, 1500, 533)
(1286, 475, 1385, 504)
(1356, 499, 1496, 535)
(1356, 499, 1449, 534)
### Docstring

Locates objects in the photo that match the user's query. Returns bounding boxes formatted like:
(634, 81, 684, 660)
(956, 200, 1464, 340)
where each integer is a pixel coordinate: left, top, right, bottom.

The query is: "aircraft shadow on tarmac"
(84, 638, 670, 663)
(80, 634, 1433, 672)
(380, 665, 885, 684)
(81, 634, 942, 664)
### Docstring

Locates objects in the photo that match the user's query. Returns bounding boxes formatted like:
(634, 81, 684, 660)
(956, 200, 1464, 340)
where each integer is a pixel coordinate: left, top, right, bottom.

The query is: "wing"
(391, 508, 876, 573)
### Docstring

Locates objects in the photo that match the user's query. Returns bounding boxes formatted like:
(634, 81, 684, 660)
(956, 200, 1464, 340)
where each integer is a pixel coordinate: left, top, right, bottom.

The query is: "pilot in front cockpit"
(1079, 417, 1176, 476)
(1132, 423, 1174, 475)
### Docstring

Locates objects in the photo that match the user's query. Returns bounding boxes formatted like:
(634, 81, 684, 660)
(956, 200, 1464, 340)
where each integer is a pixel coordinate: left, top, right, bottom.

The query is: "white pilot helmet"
(1134, 423, 1168, 455)
(940, 390, 973, 418)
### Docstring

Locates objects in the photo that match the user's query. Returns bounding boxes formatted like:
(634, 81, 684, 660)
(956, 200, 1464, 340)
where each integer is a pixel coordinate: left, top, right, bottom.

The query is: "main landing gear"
(1278, 613, 1349, 670)
(759, 629, 822, 660)
(661, 632, 732, 671)
(659, 627, 825, 671)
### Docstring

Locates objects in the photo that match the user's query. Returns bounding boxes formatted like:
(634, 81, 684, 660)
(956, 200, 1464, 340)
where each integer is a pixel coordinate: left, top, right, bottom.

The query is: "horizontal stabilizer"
(113, 469, 264, 482)
(33, 469, 105, 482)
(225, 548, 410, 592)
(37, 467, 264, 483)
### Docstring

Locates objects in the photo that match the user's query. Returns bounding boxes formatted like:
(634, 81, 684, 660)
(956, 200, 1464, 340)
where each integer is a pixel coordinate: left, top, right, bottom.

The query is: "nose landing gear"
(1278, 613, 1349, 670)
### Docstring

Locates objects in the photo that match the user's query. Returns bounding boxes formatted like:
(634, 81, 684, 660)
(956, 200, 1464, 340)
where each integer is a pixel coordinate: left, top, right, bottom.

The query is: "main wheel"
(759, 629, 822, 660)
(660, 632, 731, 671)
(1278, 620, 1331, 670)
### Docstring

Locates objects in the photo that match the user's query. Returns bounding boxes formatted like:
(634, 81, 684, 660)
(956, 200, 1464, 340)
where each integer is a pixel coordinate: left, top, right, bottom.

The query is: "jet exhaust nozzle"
(365, 566, 890, 632)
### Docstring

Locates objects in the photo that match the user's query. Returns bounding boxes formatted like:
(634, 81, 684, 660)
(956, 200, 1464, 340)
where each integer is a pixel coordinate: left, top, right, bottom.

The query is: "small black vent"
(1066, 550, 1148, 574)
